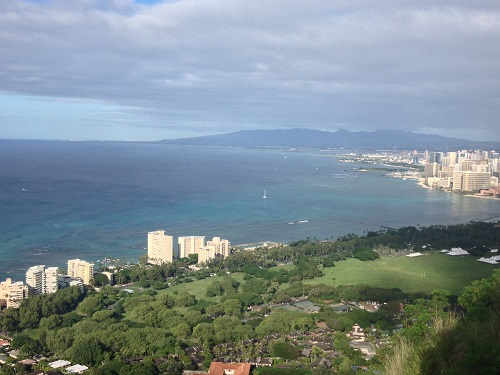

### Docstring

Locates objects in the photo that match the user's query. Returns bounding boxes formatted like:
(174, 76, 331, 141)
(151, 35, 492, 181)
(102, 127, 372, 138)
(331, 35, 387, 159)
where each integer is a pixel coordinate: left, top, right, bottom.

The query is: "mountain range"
(160, 128, 500, 150)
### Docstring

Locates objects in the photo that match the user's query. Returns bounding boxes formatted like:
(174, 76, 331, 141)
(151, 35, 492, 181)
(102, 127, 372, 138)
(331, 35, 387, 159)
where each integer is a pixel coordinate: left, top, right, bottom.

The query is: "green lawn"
(136, 253, 495, 300)
(156, 272, 248, 301)
(305, 252, 497, 295)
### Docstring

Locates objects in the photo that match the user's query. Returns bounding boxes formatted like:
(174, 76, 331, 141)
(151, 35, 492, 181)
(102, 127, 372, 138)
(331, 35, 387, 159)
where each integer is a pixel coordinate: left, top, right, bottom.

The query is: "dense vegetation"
(0, 222, 499, 374)
(385, 270, 500, 374)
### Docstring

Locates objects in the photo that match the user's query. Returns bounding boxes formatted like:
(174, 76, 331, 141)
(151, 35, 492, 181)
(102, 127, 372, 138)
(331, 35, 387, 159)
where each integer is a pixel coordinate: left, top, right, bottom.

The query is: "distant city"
(340, 148, 500, 197)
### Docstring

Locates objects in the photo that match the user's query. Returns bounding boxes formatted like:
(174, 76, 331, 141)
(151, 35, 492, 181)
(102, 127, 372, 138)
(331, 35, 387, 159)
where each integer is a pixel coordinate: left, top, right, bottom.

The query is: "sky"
(1, 0, 500, 141)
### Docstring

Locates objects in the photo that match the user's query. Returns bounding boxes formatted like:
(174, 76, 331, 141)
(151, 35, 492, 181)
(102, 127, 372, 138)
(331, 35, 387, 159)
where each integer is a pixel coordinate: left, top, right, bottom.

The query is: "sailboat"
(263, 190, 267, 199)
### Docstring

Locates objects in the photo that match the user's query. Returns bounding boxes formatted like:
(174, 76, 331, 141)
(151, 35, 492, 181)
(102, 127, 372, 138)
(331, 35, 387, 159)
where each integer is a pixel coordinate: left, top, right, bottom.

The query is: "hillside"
(160, 128, 500, 150)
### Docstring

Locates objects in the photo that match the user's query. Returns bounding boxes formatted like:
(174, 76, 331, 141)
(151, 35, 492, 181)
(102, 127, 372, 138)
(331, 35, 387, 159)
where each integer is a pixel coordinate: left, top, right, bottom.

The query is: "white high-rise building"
(45, 267, 59, 294)
(26, 265, 59, 295)
(67, 259, 94, 285)
(178, 236, 206, 259)
(26, 265, 44, 295)
(148, 230, 173, 264)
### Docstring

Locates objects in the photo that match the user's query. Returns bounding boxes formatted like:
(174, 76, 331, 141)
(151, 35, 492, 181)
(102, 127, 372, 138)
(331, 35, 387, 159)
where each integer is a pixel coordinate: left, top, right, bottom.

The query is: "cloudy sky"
(1, 0, 499, 141)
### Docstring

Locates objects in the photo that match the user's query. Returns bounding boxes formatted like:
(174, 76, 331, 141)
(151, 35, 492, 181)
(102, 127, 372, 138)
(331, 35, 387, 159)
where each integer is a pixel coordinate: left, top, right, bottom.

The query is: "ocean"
(1, 140, 499, 280)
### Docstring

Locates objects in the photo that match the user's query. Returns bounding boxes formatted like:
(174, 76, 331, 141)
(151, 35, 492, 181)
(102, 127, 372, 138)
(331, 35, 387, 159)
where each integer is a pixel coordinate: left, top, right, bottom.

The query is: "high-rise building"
(178, 236, 206, 259)
(67, 259, 94, 286)
(424, 162, 439, 177)
(44, 267, 59, 294)
(471, 164, 490, 173)
(148, 230, 173, 264)
(447, 152, 457, 165)
(463, 172, 490, 191)
(460, 160, 474, 172)
(26, 265, 44, 295)
(25, 265, 59, 295)
(492, 158, 499, 173)
(430, 152, 443, 165)
(453, 171, 490, 192)
(0, 278, 29, 309)
(198, 237, 231, 264)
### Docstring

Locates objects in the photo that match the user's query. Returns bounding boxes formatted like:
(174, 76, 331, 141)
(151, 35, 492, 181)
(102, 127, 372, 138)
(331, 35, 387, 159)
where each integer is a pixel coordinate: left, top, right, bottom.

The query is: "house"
(350, 341, 376, 360)
(207, 362, 252, 375)
(19, 359, 37, 366)
(48, 360, 71, 369)
(65, 364, 89, 373)
(300, 348, 312, 358)
(348, 324, 366, 342)
(310, 358, 332, 369)
(7, 349, 20, 359)
(246, 357, 272, 367)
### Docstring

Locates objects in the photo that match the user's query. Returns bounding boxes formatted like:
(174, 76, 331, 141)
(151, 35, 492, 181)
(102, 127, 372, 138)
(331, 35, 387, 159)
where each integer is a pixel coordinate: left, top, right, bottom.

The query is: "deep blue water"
(1, 140, 499, 280)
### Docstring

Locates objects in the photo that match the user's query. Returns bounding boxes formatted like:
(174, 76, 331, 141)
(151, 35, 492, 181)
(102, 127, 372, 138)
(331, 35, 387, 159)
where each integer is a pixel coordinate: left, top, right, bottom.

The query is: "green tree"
(271, 340, 300, 360)
(0, 307, 20, 333)
(242, 278, 268, 294)
(175, 292, 197, 307)
(77, 295, 104, 315)
(98, 360, 125, 375)
(172, 323, 191, 340)
(223, 299, 242, 316)
(45, 327, 75, 356)
(205, 280, 223, 297)
(119, 362, 158, 375)
(94, 273, 110, 287)
(39, 314, 62, 330)
(220, 276, 240, 295)
(192, 323, 215, 346)
(67, 337, 105, 366)
(0, 365, 15, 375)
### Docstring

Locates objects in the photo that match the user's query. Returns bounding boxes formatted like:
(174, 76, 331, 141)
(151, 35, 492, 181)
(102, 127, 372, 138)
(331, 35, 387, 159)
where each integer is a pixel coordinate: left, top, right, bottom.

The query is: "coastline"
(416, 178, 500, 201)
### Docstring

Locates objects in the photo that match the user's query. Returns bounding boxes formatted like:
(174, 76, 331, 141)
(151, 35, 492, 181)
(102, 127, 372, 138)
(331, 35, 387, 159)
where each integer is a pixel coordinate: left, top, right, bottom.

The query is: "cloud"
(0, 0, 499, 141)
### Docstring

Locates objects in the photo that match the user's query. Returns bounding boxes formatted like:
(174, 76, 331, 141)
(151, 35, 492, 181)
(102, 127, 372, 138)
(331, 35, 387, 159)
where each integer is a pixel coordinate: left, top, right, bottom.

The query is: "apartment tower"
(0, 278, 29, 309)
(67, 259, 94, 285)
(147, 230, 174, 264)
(25, 265, 59, 294)
(198, 237, 231, 264)
(178, 236, 206, 259)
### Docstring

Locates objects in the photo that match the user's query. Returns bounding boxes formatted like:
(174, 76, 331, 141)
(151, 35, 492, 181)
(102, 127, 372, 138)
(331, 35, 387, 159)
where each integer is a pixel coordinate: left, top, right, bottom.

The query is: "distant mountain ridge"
(160, 128, 499, 150)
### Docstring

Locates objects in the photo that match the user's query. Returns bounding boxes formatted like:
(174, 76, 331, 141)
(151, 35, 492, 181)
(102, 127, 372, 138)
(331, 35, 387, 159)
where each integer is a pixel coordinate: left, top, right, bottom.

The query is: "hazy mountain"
(160, 128, 499, 150)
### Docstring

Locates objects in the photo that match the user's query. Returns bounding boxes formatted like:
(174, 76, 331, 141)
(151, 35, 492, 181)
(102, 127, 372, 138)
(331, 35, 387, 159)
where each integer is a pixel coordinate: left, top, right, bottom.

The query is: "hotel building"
(67, 259, 94, 286)
(178, 236, 206, 258)
(0, 278, 29, 309)
(148, 230, 174, 264)
(198, 237, 231, 264)
(25, 265, 59, 295)
(453, 171, 490, 192)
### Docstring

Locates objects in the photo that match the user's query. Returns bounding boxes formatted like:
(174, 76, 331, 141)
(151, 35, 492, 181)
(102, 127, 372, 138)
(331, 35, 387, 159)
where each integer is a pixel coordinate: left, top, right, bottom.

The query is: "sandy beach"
(416, 178, 500, 201)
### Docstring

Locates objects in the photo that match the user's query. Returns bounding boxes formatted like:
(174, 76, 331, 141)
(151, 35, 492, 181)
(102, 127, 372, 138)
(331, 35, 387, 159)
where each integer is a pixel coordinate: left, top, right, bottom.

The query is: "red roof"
(208, 362, 252, 375)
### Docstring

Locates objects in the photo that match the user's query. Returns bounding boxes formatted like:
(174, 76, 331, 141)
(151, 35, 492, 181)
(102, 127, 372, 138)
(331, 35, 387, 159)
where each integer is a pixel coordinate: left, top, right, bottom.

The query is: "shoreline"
(415, 178, 500, 201)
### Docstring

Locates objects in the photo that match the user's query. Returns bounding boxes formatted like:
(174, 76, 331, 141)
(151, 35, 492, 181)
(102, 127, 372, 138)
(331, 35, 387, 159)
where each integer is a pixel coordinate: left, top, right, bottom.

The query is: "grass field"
(156, 272, 248, 301)
(153, 252, 498, 299)
(305, 252, 497, 295)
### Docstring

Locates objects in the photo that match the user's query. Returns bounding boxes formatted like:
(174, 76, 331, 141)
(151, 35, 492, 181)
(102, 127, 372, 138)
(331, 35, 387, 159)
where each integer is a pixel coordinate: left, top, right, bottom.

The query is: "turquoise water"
(1, 140, 498, 280)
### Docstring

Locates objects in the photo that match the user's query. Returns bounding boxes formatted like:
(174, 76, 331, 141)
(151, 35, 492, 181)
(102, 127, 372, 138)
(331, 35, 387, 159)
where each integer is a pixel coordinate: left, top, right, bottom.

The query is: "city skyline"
(1, 1, 500, 142)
